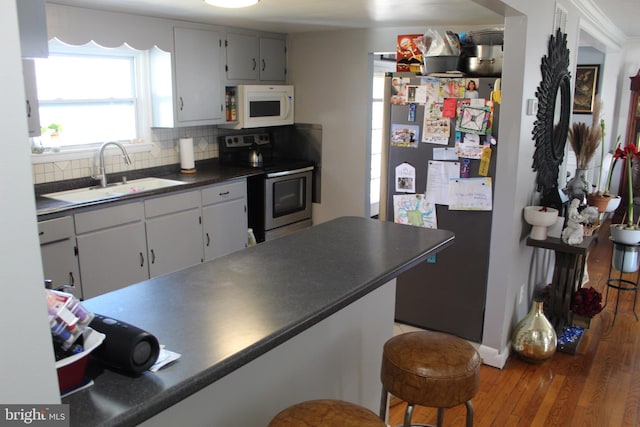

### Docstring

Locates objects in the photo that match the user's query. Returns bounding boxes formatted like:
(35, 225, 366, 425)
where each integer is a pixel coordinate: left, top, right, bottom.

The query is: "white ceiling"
(590, 0, 639, 39)
(47, 0, 503, 33)
(48, 0, 639, 40)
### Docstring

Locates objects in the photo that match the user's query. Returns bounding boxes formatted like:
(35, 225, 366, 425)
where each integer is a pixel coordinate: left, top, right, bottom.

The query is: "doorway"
(369, 53, 395, 218)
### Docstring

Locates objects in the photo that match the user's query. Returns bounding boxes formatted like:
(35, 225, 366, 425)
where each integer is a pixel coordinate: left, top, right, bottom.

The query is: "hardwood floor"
(388, 220, 640, 426)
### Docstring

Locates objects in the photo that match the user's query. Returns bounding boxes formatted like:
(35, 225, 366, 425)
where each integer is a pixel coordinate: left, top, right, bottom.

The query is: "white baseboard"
(477, 344, 510, 369)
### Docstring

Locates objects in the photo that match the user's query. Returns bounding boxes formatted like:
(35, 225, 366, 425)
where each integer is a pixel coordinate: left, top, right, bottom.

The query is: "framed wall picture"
(573, 64, 600, 114)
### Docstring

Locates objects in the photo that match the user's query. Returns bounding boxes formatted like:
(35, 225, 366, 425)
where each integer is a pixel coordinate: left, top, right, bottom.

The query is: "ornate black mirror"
(532, 28, 572, 206)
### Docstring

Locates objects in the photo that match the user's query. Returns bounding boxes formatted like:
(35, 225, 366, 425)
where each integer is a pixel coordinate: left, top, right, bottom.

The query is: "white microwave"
(223, 85, 294, 129)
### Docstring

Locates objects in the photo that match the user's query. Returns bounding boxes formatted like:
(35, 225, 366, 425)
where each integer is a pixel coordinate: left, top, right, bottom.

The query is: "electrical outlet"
(518, 284, 526, 305)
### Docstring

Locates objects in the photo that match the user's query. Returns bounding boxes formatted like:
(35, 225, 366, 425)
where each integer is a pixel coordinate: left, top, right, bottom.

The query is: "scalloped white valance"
(46, 4, 173, 52)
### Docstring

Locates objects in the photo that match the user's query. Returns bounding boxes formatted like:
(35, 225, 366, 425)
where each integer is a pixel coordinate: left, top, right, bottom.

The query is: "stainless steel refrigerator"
(381, 72, 500, 342)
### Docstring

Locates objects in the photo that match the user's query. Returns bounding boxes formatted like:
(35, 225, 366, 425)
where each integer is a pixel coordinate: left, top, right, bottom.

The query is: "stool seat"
(268, 399, 386, 427)
(380, 331, 481, 426)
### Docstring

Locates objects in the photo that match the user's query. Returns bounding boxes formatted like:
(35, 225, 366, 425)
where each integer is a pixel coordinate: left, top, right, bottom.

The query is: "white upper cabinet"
(225, 32, 287, 83)
(17, 0, 49, 58)
(22, 60, 41, 137)
(174, 27, 224, 124)
(226, 32, 259, 81)
(259, 37, 287, 82)
(150, 26, 225, 127)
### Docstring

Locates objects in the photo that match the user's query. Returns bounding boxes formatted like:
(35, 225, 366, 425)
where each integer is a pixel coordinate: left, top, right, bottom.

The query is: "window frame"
(31, 40, 153, 164)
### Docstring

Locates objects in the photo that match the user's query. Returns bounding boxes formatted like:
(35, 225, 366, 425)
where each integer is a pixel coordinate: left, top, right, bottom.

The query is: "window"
(34, 40, 144, 150)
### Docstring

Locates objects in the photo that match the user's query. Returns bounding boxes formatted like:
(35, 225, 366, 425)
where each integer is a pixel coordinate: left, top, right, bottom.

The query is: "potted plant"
(523, 205, 559, 240)
(609, 142, 640, 244)
(570, 286, 603, 328)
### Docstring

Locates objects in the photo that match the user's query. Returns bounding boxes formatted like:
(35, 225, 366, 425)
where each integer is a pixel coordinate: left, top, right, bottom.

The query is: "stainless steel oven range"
(259, 165, 313, 241)
(219, 133, 314, 243)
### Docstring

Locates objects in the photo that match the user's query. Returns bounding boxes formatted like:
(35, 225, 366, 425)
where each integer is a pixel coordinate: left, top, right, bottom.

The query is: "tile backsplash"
(31, 126, 220, 184)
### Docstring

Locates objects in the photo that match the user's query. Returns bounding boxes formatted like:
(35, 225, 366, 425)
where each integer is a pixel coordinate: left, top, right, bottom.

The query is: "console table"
(526, 234, 598, 331)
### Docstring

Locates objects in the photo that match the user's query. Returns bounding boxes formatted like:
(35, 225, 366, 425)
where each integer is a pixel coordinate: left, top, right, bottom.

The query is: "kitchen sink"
(42, 177, 185, 203)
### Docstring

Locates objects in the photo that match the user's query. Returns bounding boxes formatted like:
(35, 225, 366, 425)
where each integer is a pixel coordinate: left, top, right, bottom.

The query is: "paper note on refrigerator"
(448, 177, 493, 211)
(393, 194, 437, 229)
(425, 160, 460, 205)
(395, 162, 416, 193)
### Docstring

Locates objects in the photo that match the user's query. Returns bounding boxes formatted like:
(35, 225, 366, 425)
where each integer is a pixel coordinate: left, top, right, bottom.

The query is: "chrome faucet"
(96, 142, 132, 188)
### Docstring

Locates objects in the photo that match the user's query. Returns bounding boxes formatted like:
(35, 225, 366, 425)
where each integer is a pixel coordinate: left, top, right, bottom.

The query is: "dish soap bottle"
(247, 228, 257, 247)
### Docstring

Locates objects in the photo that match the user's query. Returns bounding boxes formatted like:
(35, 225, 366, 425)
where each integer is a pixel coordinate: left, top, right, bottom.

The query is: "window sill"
(31, 142, 154, 164)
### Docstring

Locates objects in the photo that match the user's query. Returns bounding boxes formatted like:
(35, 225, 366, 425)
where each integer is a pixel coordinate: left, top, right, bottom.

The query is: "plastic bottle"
(225, 91, 231, 121)
(248, 228, 257, 247)
(230, 96, 237, 121)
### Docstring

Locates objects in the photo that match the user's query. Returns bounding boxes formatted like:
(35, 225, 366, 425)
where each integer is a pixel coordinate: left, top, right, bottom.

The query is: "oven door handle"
(266, 166, 314, 178)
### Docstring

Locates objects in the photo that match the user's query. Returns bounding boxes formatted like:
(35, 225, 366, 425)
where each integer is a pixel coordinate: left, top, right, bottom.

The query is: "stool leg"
(465, 400, 474, 427)
(437, 408, 444, 427)
(379, 388, 389, 422)
(403, 403, 414, 427)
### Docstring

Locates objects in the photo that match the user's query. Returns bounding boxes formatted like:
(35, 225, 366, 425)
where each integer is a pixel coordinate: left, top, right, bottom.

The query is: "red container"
(55, 329, 105, 393)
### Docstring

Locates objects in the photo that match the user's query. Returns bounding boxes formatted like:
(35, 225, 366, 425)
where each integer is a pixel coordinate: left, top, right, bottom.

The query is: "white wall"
(288, 29, 371, 224)
(0, 0, 60, 403)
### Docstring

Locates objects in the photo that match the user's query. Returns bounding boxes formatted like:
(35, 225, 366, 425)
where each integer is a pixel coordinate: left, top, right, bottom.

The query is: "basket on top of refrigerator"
(410, 29, 462, 75)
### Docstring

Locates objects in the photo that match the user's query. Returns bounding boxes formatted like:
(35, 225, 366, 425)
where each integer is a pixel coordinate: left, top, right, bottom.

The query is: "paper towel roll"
(179, 137, 195, 173)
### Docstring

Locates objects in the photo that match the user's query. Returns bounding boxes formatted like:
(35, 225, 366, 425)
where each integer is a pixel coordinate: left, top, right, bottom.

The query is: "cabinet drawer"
(145, 190, 201, 218)
(75, 202, 144, 234)
(38, 216, 74, 244)
(202, 180, 246, 205)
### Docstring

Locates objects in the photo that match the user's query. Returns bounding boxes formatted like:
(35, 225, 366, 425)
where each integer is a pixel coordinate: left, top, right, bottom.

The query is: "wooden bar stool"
(268, 399, 386, 427)
(379, 330, 481, 427)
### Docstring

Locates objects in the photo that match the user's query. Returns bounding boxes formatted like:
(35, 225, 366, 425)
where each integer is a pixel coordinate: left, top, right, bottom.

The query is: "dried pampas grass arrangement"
(568, 97, 602, 169)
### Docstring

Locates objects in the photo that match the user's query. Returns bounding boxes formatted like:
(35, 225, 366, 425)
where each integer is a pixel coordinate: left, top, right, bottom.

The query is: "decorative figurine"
(562, 199, 584, 245)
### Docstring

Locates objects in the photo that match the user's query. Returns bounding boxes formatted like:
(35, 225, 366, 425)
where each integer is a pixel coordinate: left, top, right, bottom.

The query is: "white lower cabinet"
(202, 180, 248, 261)
(38, 216, 81, 299)
(43, 179, 249, 299)
(145, 190, 203, 278)
(75, 202, 148, 299)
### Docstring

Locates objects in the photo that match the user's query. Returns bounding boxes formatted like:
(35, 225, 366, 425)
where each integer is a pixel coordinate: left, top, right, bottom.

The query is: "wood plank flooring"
(388, 220, 640, 426)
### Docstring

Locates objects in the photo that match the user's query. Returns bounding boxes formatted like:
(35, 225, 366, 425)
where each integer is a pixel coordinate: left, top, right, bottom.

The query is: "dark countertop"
(526, 234, 597, 255)
(35, 159, 263, 219)
(63, 216, 455, 426)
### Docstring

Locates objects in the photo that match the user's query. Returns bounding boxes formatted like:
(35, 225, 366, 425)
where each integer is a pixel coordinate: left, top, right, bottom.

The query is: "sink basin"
(42, 177, 185, 203)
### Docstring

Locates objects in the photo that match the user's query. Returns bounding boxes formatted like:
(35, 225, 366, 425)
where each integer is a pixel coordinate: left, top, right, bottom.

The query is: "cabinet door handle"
(219, 191, 230, 197)
(151, 249, 156, 264)
(26, 100, 32, 118)
(262, 59, 266, 72)
(206, 233, 211, 247)
(252, 58, 257, 71)
(179, 96, 184, 111)
(69, 272, 75, 286)
(140, 252, 145, 267)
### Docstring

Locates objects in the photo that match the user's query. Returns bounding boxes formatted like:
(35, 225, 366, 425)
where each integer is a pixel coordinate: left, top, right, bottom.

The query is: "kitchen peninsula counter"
(64, 216, 454, 426)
